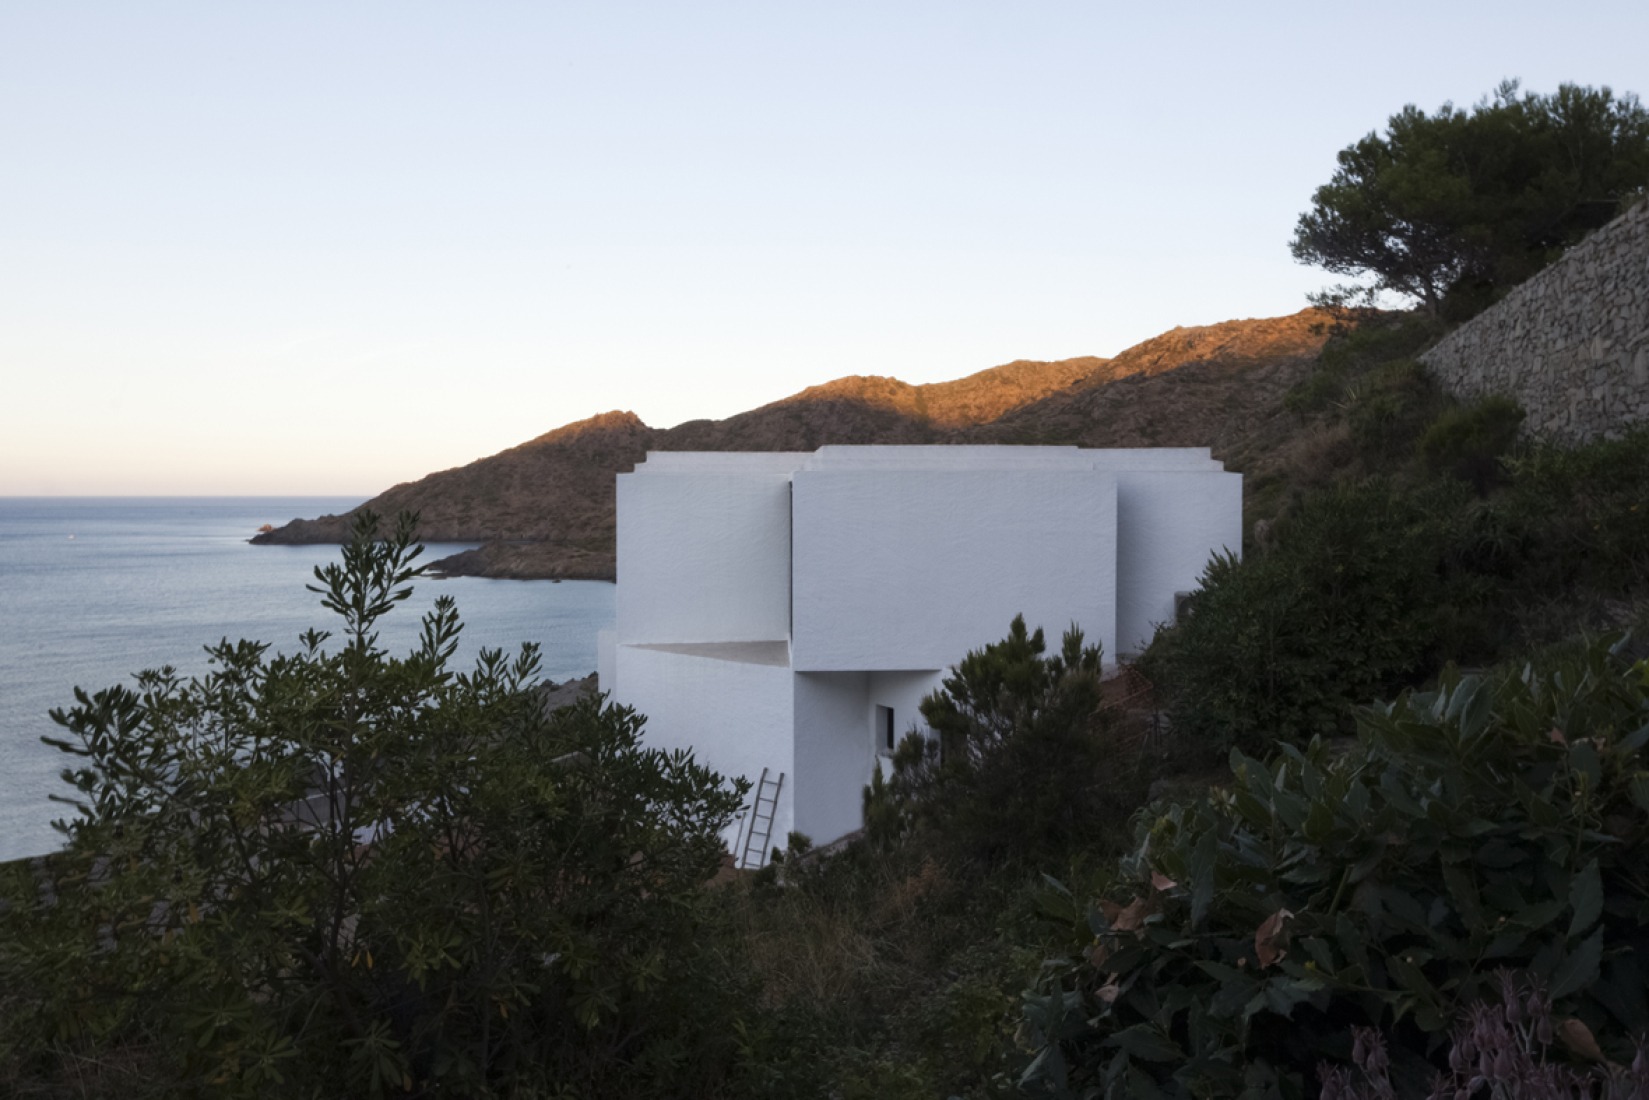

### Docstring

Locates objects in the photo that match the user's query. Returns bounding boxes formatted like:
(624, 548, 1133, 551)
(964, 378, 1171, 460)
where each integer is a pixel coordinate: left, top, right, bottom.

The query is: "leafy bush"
(0, 514, 751, 1099)
(1344, 359, 1448, 463)
(1145, 479, 1490, 755)
(1419, 395, 1526, 493)
(1500, 430, 1649, 595)
(1020, 636, 1649, 1099)
(1151, 419, 1649, 759)
(865, 616, 1137, 867)
(1283, 314, 1443, 420)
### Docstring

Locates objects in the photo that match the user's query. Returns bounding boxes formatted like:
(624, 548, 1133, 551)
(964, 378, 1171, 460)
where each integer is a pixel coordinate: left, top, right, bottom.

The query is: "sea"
(0, 497, 615, 862)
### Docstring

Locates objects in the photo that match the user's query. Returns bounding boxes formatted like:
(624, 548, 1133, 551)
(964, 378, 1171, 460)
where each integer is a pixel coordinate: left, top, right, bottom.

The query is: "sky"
(2, 2, 1645, 495)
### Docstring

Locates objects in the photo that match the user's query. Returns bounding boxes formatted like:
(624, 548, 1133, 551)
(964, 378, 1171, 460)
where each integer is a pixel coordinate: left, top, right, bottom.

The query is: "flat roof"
(627, 445, 1225, 477)
(628, 452, 812, 475)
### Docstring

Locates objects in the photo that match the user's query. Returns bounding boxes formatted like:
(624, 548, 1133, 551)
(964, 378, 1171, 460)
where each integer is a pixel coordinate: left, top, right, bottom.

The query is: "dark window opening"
(876, 705, 895, 753)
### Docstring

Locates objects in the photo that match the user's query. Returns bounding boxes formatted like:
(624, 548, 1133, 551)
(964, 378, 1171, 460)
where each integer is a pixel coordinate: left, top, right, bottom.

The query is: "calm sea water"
(0, 498, 614, 861)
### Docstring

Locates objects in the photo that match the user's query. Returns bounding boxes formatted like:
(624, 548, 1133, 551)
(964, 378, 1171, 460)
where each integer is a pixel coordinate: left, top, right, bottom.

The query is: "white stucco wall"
(615, 466, 796, 645)
(610, 644, 796, 849)
(596, 629, 616, 694)
(790, 468, 1118, 671)
(1113, 470, 1243, 658)
(867, 670, 942, 754)
(787, 670, 946, 848)
(791, 672, 872, 846)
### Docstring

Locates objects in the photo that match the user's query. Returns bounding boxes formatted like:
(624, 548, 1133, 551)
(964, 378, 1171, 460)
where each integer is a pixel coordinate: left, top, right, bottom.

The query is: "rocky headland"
(251, 309, 1335, 579)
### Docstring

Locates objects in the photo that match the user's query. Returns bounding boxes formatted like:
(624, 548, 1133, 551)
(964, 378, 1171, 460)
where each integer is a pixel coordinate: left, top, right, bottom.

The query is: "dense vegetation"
(1, 515, 752, 1098)
(1147, 312, 1649, 759)
(1023, 643, 1649, 1098)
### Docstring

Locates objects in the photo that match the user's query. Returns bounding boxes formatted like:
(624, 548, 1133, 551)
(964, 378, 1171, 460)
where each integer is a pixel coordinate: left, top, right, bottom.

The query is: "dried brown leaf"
(1255, 907, 1294, 968)
(1558, 1017, 1604, 1062)
(1112, 897, 1153, 933)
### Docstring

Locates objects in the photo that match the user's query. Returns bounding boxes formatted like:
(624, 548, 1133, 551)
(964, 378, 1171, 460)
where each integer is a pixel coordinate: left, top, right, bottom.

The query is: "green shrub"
(1283, 314, 1443, 419)
(1145, 479, 1490, 755)
(1419, 394, 1526, 493)
(1019, 636, 1649, 1099)
(0, 514, 753, 1100)
(1499, 429, 1649, 595)
(1282, 363, 1351, 419)
(1334, 358, 1452, 468)
(726, 818, 1053, 1100)
(865, 616, 1138, 868)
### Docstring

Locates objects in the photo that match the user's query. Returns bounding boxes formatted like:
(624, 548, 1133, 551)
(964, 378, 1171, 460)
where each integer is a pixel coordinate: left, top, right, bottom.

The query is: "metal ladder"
(736, 767, 785, 870)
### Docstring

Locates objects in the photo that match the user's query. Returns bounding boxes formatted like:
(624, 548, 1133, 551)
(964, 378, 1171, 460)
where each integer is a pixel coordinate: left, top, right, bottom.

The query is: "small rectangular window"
(876, 705, 895, 753)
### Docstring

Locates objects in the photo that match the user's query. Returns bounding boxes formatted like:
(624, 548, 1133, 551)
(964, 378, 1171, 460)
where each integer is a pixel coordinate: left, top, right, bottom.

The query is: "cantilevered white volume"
(597, 445, 1240, 859)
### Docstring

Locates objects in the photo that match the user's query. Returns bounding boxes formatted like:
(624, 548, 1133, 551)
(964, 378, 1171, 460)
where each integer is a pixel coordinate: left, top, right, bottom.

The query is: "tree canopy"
(1, 513, 750, 1098)
(1291, 81, 1649, 318)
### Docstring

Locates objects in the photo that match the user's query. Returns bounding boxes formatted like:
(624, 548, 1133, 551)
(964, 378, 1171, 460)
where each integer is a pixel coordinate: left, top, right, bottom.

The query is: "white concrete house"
(597, 445, 1240, 860)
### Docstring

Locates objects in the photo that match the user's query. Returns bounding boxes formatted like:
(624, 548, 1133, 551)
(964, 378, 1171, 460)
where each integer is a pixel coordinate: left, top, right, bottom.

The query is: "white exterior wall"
(867, 670, 943, 756)
(1113, 470, 1243, 658)
(615, 469, 794, 644)
(610, 645, 795, 847)
(596, 629, 616, 694)
(791, 673, 871, 845)
(790, 469, 1117, 671)
(604, 444, 1243, 855)
(789, 670, 943, 844)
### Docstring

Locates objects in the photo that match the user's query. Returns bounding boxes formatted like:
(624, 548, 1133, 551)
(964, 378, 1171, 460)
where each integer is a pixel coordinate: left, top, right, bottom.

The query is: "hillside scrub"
(865, 616, 1143, 869)
(1144, 478, 1494, 756)
(729, 618, 1164, 1099)
(1148, 309, 1649, 757)
(0, 515, 753, 1100)
(1020, 636, 1649, 1099)
(727, 837, 1052, 1100)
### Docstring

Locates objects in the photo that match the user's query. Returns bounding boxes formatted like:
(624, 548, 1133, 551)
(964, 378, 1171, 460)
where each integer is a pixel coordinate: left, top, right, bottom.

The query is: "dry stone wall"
(1420, 199, 1649, 444)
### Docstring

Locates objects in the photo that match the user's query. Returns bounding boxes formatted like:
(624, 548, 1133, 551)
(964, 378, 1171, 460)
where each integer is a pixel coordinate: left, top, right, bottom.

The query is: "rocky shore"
(425, 542, 616, 582)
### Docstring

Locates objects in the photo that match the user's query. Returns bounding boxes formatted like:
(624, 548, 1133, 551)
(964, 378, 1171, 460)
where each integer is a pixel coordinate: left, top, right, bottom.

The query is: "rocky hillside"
(977, 311, 1335, 461)
(254, 410, 655, 579)
(252, 309, 1334, 579)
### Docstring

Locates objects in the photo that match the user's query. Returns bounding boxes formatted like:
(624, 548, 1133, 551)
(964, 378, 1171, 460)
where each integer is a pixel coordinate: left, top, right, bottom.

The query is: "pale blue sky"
(2, 2, 1644, 493)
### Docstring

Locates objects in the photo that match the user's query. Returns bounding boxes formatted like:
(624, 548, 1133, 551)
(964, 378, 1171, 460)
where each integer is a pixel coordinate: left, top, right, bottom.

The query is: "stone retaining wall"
(1420, 199, 1649, 444)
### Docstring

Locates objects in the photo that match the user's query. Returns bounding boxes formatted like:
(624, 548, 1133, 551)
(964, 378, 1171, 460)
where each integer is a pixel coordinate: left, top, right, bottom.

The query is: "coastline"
(0, 498, 616, 862)
(252, 519, 617, 582)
